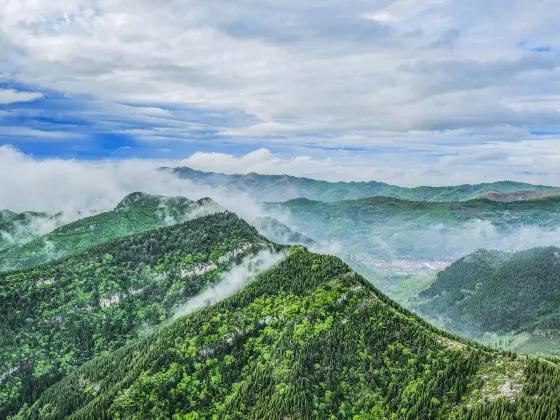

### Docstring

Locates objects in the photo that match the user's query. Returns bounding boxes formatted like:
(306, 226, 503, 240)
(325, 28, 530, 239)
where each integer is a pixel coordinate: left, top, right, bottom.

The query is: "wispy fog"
(172, 249, 286, 319)
(0, 146, 264, 222)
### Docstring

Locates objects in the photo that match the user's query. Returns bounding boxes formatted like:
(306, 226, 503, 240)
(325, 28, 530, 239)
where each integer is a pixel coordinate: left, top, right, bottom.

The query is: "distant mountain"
(166, 166, 558, 202)
(480, 190, 560, 202)
(251, 216, 315, 246)
(0, 192, 223, 271)
(16, 246, 560, 419)
(416, 247, 560, 356)
(264, 196, 560, 259)
(0, 210, 63, 253)
(0, 212, 279, 417)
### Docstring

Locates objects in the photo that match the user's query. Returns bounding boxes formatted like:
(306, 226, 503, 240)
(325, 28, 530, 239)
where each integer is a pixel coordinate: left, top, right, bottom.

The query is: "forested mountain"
(0, 212, 280, 417)
(0, 192, 223, 271)
(264, 196, 560, 259)
(13, 246, 560, 419)
(416, 247, 560, 355)
(0, 210, 63, 254)
(481, 190, 560, 202)
(167, 166, 557, 202)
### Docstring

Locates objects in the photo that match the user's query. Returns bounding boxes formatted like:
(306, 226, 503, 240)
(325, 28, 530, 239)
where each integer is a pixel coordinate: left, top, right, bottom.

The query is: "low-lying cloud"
(0, 146, 264, 222)
(172, 249, 286, 319)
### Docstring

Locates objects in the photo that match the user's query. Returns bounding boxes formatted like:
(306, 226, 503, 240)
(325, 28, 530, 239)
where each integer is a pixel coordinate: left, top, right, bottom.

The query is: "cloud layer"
(1, 0, 560, 181)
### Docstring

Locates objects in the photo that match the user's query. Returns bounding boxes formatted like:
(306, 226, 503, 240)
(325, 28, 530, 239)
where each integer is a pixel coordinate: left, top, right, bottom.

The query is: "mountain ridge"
(13, 246, 560, 419)
(0, 192, 223, 271)
(166, 166, 558, 203)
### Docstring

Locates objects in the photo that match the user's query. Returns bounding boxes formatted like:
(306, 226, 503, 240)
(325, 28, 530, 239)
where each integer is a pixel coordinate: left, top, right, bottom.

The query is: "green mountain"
(13, 246, 560, 419)
(0, 212, 280, 417)
(167, 166, 557, 202)
(0, 192, 223, 271)
(416, 247, 560, 356)
(0, 210, 63, 253)
(264, 196, 560, 259)
(481, 190, 560, 202)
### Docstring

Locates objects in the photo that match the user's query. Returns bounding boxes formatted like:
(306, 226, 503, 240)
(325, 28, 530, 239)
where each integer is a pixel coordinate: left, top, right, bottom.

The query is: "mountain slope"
(0, 210, 63, 253)
(0, 192, 223, 271)
(15, 247, 560, 419)
(417, 247, 560, 344)
(167, 166, 557, 202)
(0, 212, 280, 417)
(480, 190, 560, 202)
(264, 196, 560, 259)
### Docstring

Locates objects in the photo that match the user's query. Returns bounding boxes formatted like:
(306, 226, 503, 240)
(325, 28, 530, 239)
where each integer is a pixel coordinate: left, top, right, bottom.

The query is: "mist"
(0, 146, 264, 223)
(172, 249, 286, 320)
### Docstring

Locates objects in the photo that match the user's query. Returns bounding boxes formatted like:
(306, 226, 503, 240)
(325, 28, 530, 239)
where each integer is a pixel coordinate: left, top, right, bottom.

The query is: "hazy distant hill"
(0, 210, 63, 253)
(167, 166, 557, 202)
(480, 190, 560, 202)
(0, 192, 223, 271)
(252, 216, 316, 246)
(263, 196, 560, 259)
(15, 246, 560, 419)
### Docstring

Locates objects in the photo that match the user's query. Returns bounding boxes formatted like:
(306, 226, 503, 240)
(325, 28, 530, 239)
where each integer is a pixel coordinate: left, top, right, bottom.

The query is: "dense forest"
(0, 212, 280, 417)
(9, 247, 560, 419)
(416, 247, 560, 355)
(0, 192, 223, 271)
(168, 166, 558, 203)
(263, 196, 560, 258)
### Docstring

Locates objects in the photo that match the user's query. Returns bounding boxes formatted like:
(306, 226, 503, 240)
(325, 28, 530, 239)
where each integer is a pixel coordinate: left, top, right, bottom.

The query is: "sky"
(1, 0, 560, 187)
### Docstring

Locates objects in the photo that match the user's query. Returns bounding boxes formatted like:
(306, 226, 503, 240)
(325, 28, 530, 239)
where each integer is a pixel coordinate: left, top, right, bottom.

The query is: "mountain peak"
(115, 192, 162, 211)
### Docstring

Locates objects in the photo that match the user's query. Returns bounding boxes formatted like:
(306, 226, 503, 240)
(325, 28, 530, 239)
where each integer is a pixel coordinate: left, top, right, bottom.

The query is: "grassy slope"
(14, 248, 560, 419)
(0, 192, 223, 271)
(0, 212, 279, 417)
(169, 166, 557, 202)
(263, 196, 560, 258)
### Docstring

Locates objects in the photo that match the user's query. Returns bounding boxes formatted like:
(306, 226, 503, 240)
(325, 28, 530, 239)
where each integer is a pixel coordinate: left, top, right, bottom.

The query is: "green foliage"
(13, 249, 560, 419)
(417, 247, 560, 347)
(0, 193, 223, 271)
(0, 212, 276, 417)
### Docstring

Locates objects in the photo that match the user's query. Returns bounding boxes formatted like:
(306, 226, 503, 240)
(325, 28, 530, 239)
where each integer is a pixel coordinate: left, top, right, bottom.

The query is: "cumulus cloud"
(1, 0, 560, 162)
(179, 146, 560, 187)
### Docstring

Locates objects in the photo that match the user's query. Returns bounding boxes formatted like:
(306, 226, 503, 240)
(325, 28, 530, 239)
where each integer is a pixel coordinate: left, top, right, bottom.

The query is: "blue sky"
(1, 0, 560, 186)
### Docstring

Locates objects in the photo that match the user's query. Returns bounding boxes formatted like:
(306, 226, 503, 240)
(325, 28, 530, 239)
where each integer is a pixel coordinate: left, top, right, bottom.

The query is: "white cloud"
(1, 0, 560, 178)
(0, 126, 85, 139)
(180, 147, 560, 187)
(0, 89, 43, 104)
(0, 146, 265, 220)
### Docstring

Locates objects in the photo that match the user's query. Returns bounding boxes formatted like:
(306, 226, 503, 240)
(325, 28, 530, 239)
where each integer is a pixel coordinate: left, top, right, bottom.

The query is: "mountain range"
(1, 190, 560, 418)
(167, 166, 559, 203)
(9, 241, 560, 419)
